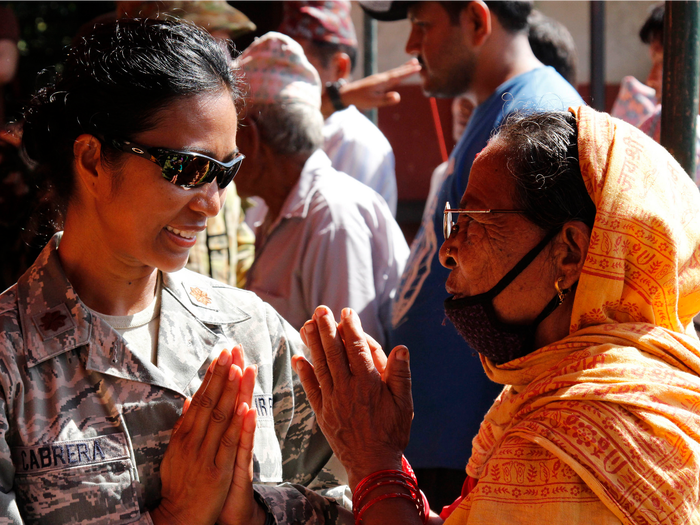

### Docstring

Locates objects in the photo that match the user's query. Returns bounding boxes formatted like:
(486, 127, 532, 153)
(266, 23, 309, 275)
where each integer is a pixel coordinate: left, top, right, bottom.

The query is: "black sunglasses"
(103, 137, 245, 189)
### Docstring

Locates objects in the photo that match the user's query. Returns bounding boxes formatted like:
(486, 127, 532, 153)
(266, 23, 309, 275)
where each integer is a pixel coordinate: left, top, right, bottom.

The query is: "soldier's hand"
(217, 350, 266, 525)
(151, 346, 257, 525)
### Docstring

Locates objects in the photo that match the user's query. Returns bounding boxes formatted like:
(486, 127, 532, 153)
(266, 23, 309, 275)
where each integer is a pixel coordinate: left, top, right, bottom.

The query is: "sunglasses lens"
(155, 150, 243, 189)
(157, 153, 213, 188)
(216, 156, 243, 189)
(180, 157, 215, 187)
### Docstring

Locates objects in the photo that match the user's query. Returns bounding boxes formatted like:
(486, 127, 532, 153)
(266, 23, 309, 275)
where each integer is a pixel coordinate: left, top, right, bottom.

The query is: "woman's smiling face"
(93, 90, 239, 273)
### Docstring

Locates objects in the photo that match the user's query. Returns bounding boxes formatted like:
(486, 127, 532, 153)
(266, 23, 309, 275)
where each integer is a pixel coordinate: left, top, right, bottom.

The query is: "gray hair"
(492, 110, 596, 232)
(251, 103, 324, 157)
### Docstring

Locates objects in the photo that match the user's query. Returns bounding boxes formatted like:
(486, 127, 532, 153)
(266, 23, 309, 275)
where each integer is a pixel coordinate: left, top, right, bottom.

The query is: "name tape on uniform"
(12, 433, 130, 475)
(254, 394, 274, 418)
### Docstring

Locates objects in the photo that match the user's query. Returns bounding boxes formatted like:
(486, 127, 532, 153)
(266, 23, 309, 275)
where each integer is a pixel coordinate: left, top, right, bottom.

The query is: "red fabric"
(439, 476, 478, 520)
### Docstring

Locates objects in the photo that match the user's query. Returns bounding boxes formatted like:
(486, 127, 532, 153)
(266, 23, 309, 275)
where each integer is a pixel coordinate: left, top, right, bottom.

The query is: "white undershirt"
(89, 273, 162, 365)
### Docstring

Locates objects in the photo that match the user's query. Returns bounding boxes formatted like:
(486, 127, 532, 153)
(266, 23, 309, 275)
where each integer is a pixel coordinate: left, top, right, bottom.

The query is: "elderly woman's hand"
(150, 347, 258, 525)
(294, 306, 413, 489)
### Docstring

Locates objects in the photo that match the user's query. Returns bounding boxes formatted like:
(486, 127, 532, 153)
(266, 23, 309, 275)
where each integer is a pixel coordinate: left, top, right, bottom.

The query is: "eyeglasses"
(443, 201, 526, 239)
(103, 137, 245, 189)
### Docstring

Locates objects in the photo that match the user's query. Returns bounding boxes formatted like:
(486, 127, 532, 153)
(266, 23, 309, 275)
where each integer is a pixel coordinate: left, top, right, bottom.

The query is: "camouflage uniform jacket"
(0, 234, 352, 525)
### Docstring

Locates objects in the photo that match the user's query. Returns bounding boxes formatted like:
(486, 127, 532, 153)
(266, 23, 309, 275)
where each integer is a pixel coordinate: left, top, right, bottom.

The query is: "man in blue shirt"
(361, 0, 583, 510)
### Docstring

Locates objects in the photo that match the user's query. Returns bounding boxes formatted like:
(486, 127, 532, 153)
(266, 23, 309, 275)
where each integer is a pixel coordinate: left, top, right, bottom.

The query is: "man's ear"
(554, 220, 592, 290)
(237, 116, 260, 160)
(462, 0, 491, 47)
(332, 51, 352, 82)
(73, 134, 104, 199)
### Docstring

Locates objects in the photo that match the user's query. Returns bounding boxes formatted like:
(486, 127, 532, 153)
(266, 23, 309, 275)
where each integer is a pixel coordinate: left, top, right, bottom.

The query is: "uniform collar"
(17, 233, 91, 367)
(16, 233, 251, 396)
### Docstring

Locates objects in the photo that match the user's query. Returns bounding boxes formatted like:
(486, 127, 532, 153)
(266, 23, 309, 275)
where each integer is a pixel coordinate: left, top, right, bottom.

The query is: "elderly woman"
(0, 19, 351, 525)
(295, 105, 700, 524)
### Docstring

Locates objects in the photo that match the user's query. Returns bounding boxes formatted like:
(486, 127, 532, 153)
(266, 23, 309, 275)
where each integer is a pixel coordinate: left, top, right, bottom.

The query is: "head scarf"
(447, 106, 700, 525)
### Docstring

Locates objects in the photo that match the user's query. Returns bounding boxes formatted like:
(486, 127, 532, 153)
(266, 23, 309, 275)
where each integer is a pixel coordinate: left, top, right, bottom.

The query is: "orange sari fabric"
(445, 106, 700, 524)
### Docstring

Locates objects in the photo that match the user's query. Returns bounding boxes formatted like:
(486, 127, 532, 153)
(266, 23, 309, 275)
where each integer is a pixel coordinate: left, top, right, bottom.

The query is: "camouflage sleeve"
(0, 317, 25, 524)
(254, 483, 352, 525)
(0, 405, 22, 525)
(255, 303, 353, 525)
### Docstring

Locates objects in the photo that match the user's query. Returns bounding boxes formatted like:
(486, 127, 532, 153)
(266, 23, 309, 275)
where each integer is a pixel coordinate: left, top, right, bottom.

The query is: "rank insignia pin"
(189, 287, 212, 306)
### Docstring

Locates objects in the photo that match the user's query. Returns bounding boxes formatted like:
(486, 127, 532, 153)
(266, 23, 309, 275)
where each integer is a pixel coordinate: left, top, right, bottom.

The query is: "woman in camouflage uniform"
(0, 18, 350, 525)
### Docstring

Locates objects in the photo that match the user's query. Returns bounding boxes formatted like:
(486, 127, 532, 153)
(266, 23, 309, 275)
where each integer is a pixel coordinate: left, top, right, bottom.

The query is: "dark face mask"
(444, 228, 568, 365)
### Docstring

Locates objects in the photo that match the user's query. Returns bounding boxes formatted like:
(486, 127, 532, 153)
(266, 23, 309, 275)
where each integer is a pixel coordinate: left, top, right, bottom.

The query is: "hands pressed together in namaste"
(156, 306, 438, 525)
(152, 345, 267, 525)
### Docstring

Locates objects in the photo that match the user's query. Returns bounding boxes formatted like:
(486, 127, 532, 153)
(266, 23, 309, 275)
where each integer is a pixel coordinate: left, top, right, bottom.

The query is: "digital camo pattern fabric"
(0, 233, 351, 524)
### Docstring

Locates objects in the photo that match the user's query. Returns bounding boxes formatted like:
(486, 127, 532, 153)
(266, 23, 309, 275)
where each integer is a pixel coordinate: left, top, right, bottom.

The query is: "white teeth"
(166, 225, 197, 239)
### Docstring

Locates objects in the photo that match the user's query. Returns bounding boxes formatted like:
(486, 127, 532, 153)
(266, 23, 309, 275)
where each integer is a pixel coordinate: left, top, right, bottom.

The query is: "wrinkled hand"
(321, 59, 421, 118)
(151, 347, 257, 525)
(293, 306, 413, 490)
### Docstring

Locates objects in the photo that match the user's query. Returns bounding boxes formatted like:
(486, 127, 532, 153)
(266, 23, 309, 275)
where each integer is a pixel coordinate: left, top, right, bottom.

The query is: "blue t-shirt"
(391, 66, 584, 470)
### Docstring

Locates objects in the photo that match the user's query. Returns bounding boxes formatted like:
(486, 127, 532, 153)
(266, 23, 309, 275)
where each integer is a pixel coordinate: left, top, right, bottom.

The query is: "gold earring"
(554, 277, 567, 304)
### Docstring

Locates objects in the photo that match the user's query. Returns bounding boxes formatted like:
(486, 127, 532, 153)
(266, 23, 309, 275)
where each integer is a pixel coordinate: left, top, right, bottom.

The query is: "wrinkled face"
(646, 38, 664, 97)
(96, 91, 239, 273)
(406, 2, 476, 97)
(439, 141, 557, 324)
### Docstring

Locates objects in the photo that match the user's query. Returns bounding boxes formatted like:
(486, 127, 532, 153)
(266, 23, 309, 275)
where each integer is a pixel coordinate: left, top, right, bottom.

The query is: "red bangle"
(356, 492, 418, 523)
(352, 456, 429, 524)
(402, 456, 431, 523)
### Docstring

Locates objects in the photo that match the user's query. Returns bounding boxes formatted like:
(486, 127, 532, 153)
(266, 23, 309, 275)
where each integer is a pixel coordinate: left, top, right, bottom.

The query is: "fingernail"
(341, 308, 350, 319)
(317, 305, 329, 316)
(228, 364, 240, 381)
(397, 348, 409, 362)
(305, 323, 315, 335)
(292, 356, 306, 373)
(237, 402, 249, 416)
(219, 350, 231, 367)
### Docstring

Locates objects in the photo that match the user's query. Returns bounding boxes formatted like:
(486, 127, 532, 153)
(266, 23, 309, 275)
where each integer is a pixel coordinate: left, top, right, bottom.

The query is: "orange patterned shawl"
(444, 106, 700, 525)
